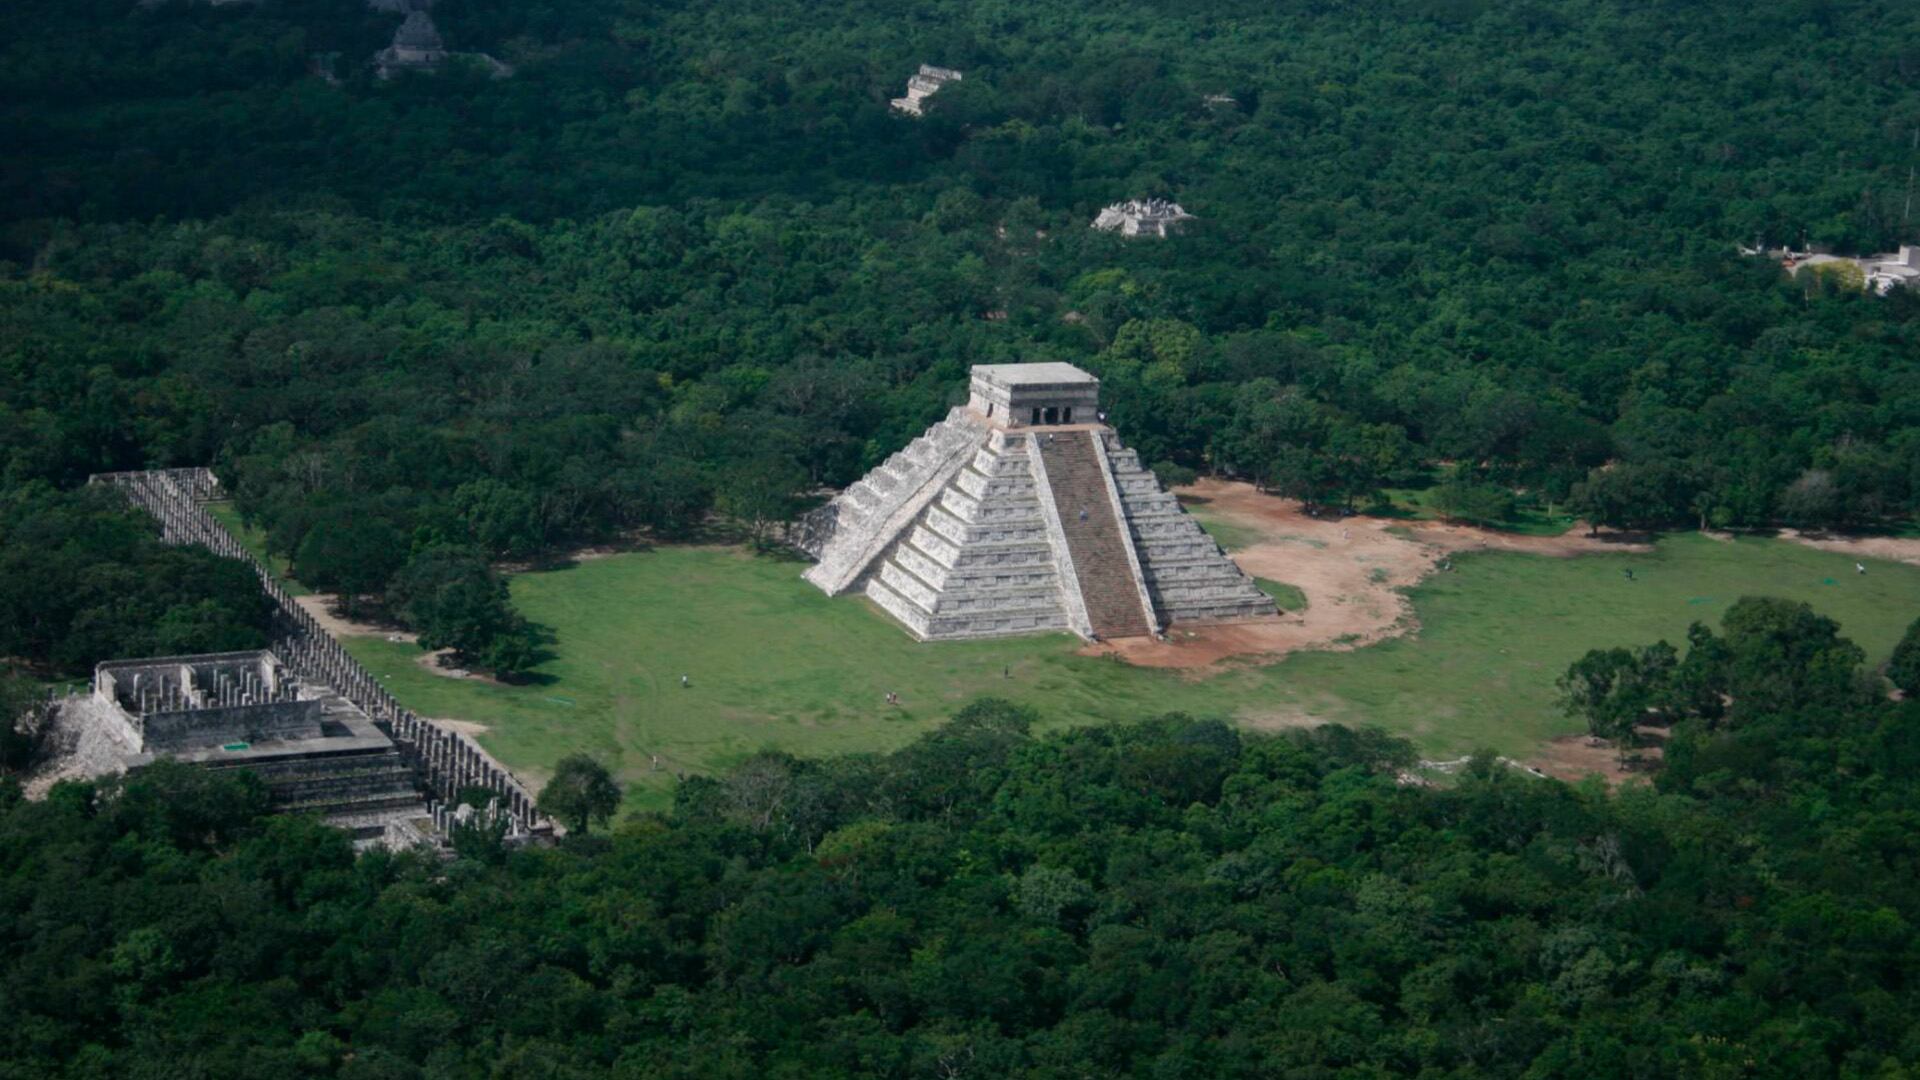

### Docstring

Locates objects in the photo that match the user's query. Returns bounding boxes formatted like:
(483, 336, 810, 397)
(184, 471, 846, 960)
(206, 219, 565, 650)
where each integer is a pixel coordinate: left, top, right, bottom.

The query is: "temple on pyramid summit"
(798, 363, 1276, 641)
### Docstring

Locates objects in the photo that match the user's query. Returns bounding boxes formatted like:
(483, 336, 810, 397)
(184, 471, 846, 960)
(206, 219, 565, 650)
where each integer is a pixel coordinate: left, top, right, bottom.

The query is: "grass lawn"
(340, 536, 1920, 811)
(1185, 503, 1269, 552)
(1254, 578, 1309, 611)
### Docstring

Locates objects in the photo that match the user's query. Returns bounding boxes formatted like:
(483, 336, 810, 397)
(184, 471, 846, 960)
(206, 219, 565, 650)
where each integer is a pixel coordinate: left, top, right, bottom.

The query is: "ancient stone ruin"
(798, 363, 1275, 641)
(375, 11, 449, 77)
(55, 650, 430, 843)
(77, 468, 551, 846)
(891, 64, 963, 117)
(95, 651, 317, 751)
(1092, 198, 1196, 238)
(1742, 243, 1920, 295)
(374, 9, 512, 80)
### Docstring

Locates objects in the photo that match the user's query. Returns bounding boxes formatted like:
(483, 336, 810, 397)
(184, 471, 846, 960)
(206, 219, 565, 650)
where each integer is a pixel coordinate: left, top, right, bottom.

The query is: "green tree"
(1718, 596, 1866, 718)
(0, 666, 50, 774)
(294, 515, 404, 615)
(1557, 642, 1678, 743)
(389, 546, 544, 678)
(451, 479, 546, 559)
(536, 754, 622, 834)
(716, 455, 807, 550)
(1884, 616, 1920, 697)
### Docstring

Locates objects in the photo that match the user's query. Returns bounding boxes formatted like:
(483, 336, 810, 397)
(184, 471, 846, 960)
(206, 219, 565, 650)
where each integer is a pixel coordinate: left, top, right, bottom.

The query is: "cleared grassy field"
(339, 536, 1920, 810)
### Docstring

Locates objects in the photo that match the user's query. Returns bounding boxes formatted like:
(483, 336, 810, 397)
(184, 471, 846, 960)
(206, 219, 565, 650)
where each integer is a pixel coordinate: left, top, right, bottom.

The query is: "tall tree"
(537, 754, 623, 834)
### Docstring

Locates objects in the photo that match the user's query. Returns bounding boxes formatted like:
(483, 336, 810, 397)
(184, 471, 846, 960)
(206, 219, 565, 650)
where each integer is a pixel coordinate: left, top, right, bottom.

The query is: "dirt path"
(1086, 479, 1650, 671)
(294, 595, 415, 642)
(1528, 734, 1661, 786)
(1778, 528, 1920, 569)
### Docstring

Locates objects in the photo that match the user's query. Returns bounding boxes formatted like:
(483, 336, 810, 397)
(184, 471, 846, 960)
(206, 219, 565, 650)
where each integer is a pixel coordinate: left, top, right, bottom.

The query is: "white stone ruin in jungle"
(891, 64, 962, 116)
(799, 363, 1275, 641)
(1092, 198, 1197, 238)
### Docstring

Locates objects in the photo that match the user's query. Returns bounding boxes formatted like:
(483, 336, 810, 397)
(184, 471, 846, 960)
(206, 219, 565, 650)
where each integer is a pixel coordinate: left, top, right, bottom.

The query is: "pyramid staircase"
(199, 698, 427, 839)
(1034, 432, 1155, 638)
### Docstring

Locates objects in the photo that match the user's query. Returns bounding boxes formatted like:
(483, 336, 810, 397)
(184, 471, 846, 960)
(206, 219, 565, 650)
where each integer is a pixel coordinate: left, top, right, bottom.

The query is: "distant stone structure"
(798, 363, 1275, 641)
(375, 11, 449, 77)
(374, 9, 512, 80)
(1092, 198, 1196, 238)
(891, 64, 962, 117)
(1741, 242, 1920, 295)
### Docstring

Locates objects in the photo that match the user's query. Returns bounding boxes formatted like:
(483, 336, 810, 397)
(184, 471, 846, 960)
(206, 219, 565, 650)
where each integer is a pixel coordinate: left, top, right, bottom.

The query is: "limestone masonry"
(373, 8, 512, 80)
(1092, 199, 1196, 238)
(799, 363, 1276, 641)
(891, 65, 962, 117)
(67, 649, 429, 842)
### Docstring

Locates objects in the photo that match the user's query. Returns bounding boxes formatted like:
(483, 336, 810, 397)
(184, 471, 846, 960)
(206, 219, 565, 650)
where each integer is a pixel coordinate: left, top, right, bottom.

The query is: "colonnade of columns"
(91, 469, 548, 835)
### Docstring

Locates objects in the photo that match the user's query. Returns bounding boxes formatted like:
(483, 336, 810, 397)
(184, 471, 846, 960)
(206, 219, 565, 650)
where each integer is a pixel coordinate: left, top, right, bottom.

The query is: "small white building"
(891, 64, 962, 117)
(1092, 198, 1196, 238)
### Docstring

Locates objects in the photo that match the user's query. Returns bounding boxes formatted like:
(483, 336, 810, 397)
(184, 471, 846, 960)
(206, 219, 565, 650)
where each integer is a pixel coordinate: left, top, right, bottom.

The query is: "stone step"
(1143, 562, 1258, 586)
(924, 505, 1048, 546)
(894, 542, 1058, 592)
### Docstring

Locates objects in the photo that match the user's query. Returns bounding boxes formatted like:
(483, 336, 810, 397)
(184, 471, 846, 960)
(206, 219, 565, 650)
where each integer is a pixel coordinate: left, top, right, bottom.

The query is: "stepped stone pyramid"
(799, 363, 1276, 640)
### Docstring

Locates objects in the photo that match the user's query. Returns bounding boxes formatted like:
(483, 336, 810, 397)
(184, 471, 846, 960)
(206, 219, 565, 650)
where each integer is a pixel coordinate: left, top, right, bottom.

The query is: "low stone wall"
(141, 699, 322, 752)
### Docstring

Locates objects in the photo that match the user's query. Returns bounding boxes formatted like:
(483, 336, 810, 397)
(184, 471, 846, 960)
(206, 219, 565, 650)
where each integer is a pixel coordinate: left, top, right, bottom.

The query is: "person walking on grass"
(680, 674, 690, 688)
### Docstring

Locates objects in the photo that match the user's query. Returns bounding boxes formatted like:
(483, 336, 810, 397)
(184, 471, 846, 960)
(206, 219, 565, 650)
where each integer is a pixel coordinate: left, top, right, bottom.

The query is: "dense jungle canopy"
(4, 643, 1920, 1077)
(3, 0, 1920, 612)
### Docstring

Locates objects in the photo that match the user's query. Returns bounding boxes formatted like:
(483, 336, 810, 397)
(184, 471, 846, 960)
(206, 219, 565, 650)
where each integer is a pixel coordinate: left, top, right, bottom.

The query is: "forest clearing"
(322, 491, 1920, 809)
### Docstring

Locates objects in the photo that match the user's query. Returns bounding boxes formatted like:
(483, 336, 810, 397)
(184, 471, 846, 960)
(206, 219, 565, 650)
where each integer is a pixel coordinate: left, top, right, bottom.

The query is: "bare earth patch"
(295, 595, 415, 642)
(1085, 479, 1648, 671)
(1778, 528, 1920, 569)
(1526, 734, 1660, 787)
(413, 647, 508, 687)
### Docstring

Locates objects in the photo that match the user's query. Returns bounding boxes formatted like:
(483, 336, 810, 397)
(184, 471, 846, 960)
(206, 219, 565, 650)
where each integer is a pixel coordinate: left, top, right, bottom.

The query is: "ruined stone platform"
(47, 649, 432, 843)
